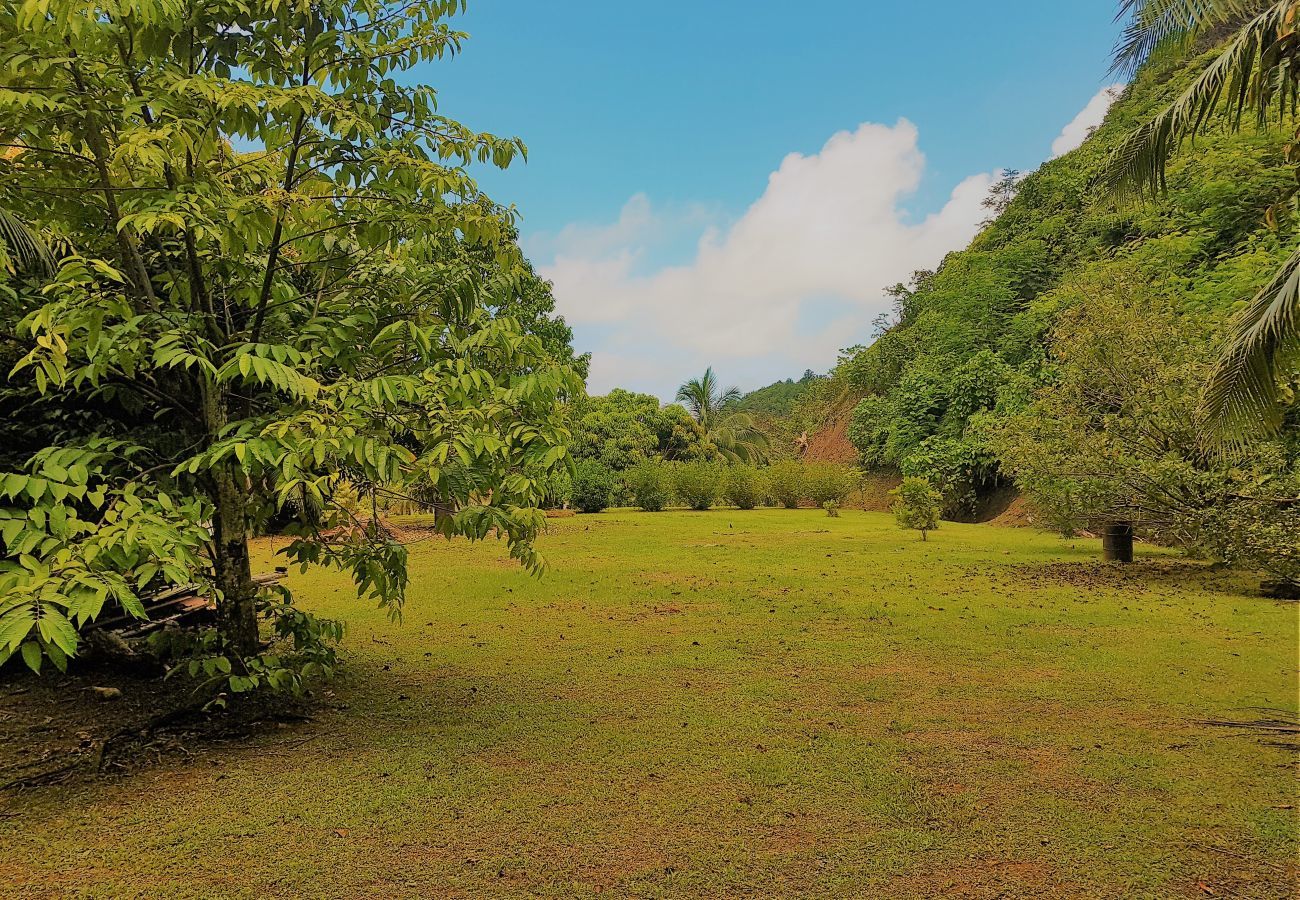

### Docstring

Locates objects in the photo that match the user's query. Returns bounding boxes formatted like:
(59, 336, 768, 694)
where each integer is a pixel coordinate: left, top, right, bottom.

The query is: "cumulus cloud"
(1051, 84, 1124, 158)
(535, 119, 995, 398)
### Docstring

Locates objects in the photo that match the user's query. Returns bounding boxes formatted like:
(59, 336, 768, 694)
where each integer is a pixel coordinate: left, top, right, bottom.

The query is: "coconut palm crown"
(675, 368, 769, 464)
(1106, 0, 1299, 444)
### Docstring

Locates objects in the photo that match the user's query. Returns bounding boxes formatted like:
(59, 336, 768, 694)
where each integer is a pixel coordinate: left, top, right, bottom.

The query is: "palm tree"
(1106, 0, 1299, 443)
(676, 367, 769, 464)
(1, 144, 54, 276)
(0, 207, 53, 276)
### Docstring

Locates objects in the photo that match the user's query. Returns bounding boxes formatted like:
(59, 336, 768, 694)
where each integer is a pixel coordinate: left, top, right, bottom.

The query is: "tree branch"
(250, 19, 319, 344)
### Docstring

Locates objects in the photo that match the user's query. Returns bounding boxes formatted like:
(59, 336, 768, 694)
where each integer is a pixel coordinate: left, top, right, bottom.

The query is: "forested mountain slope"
(734, 372, 820, 419)
(808, 31, 1298, 588)
(821, 39, 1295, 506)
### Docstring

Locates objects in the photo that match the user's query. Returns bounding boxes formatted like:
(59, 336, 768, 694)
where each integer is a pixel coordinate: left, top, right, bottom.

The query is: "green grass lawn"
(2, 510, 1296, 898)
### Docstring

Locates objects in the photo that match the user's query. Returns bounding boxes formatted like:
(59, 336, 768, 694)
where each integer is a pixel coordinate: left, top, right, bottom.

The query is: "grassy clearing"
(1, 510, 1296, 898)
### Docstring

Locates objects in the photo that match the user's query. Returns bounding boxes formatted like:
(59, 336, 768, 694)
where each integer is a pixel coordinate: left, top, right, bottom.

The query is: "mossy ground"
(1, 510, 1295, 898)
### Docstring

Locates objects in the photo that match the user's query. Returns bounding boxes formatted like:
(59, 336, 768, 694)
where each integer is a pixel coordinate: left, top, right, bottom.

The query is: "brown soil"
(803, 389, 862, 465)
(0, 665, 316, 791)
(987, 494, 1035, 527)
(967, 484, 1021, 524)
(853, 470, 903, 512)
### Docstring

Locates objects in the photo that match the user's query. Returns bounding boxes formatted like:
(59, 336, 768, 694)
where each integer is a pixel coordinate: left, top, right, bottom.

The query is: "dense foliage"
(733, 371, 821, 419)
(766, 460, 807, 509)
(567, 389, 711, 472)
(673, 462, 723, 511)
(0, 0, 580, 680)
(570, 460, 615, 514)
(1107, 0, 1300, 440)
(820, 28, 1297, 581)
(986, 268, 1299, 586)
(722, 465, 768, 510)
(623, 459, 674, 512)
(804, 463, 857, 508)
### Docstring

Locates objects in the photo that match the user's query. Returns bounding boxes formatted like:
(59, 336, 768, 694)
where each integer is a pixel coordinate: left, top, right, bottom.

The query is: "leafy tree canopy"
(568, 389, 712, 471)
(0, 0, 579, 684)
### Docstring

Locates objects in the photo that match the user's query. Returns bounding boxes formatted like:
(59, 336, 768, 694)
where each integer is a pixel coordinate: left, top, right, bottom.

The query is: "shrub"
(674, 462, 723, 510)
(723, 465, 767, 509)
(624, 459, 674, 512)
(891, 476, 941, 541)
(1194, 459, 1300, 596)
(823, 500, 840, 517)
(899, 435, 996, 520)
(805, 463, 856, 507)
(570, 460, 615, 513)
(766, 460, 807, 508)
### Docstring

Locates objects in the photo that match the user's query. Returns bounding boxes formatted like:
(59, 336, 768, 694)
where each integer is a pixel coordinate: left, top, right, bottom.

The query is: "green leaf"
(19, 640, 41, 674)
(0, 607, 37, 651)
(36, 607, 78, 656)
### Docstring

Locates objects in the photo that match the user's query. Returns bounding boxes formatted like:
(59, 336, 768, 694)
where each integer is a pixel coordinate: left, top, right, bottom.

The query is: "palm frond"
(712, 411, 770, 465)
(1111, 0, 1228, 78)
(675, 375, 708, 421)
(676, 368, 768, 462)
(1201, 244, 1300, 443)
(0, 207, 54, 276)
(1103, 0, 1298, 198)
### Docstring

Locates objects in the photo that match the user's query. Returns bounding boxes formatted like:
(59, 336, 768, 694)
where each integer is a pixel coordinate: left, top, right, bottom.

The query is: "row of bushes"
(567, 460, 859, 514)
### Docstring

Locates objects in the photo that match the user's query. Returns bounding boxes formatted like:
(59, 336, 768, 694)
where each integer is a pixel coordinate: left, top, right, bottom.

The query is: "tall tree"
(0, 0, 578, 683)
(676, 368, 769, 464)
(1107, 0, 1300, 441)
(990, 263, 1298, 583)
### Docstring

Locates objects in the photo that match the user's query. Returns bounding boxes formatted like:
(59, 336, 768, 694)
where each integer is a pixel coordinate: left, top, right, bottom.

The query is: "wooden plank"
(84, 572, 285, 634)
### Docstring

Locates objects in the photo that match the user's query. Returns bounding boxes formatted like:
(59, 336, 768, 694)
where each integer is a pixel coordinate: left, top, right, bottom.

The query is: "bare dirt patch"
(987, 493, 1034, 527)
(0, 666, 315, 792)
(804, 405, 860, 465)
(1005, 559, 1234, 593)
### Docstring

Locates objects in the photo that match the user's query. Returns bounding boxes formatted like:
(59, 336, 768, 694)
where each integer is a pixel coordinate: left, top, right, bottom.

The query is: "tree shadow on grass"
(1005, 558, 1261, 596)
(0, 663, 318, 792)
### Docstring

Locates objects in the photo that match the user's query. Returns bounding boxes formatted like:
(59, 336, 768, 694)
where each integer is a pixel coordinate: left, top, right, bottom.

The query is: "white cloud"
(1051, 84, 1124, 158)
(528, 193, 716, 262)
(535, 119, 995, 398)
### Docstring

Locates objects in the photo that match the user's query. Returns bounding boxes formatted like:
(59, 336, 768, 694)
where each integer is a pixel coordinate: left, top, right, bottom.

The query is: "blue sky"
(426, 1, 1125, 400)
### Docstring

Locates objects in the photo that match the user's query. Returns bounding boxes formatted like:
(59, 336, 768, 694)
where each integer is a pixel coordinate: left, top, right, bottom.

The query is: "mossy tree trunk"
(202, 380, 259, 656)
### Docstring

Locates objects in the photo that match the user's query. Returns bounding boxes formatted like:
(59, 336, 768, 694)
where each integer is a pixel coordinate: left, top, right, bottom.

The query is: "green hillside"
(822, 33, 1297, 576)
(734, 371, 821, 419)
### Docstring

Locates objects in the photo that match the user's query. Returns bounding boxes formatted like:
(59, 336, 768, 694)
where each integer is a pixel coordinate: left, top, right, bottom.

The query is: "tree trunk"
(211, 463, 258, 656)
(1102, 522, 1134, 563)
(201, 380, 259, 657)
